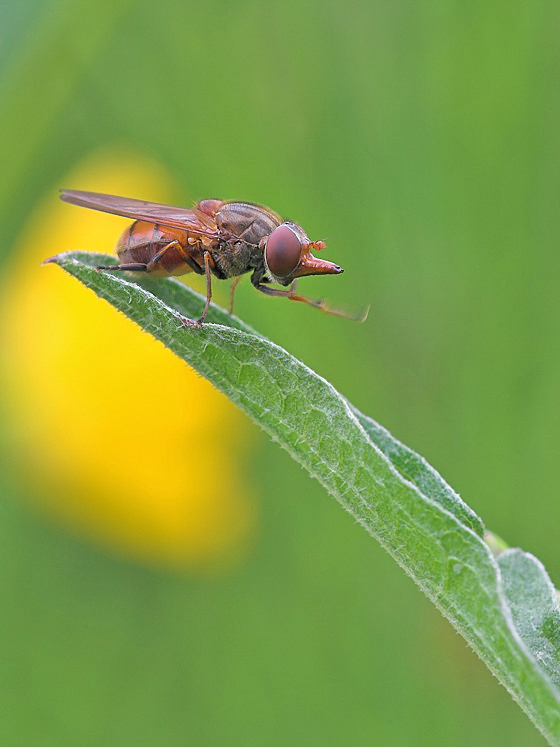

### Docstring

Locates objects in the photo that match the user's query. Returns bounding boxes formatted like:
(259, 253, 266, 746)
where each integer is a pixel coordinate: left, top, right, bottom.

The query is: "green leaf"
(348, 406, 484, 537)
(499, 549, 560, 691)
(49, 251, 560, 746)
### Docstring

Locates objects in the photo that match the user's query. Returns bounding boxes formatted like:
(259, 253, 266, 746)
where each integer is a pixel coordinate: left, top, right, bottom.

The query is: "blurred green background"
(1, 0, 559, 744)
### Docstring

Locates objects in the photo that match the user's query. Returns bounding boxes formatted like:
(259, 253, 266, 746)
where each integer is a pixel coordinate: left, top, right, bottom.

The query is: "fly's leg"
(96, 241, 201, 274)
(229, 276, 241, 315)
(96, 262, 148, 272)
(96, 241, 205, 328)
(151, 243, 213, 327)
(146, 240, 203, 274)
(236, 220, 256, 242)
(177, 252, 212, 328)
(95, 243, 181, 273)
(254, 280, 329, 312)
(147, 242, 209, 328)
(145, 240, 183, 272)
(253, 281, 369, 321)
(223, 219, 254, 315)
(197, 251, 213, 325)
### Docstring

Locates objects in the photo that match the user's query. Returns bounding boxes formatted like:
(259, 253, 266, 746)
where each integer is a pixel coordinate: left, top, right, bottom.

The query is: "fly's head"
(260, 222, 343, 287)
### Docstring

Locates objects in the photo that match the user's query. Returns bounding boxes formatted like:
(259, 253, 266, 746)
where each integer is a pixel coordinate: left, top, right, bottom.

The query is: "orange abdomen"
(115, 221, 204, 277)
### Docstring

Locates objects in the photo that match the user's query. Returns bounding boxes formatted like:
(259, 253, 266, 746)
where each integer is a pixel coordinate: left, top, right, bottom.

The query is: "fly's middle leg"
(229, 276, 241, 315)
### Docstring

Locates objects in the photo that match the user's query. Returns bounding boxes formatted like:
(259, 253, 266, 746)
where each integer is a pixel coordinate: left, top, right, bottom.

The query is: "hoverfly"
(60, 190, 365, 324)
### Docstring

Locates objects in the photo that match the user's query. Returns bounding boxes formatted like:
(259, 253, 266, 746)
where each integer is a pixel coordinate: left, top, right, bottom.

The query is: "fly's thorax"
(216, 202, 282, 246)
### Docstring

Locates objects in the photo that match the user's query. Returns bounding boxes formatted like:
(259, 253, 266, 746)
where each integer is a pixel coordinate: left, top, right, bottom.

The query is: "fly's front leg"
(255, 281, 329, 312)
(253, 280, 368, 321)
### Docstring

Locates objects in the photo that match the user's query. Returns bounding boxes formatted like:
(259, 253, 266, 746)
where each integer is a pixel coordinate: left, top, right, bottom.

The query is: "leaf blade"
(49, 251, 560, 745)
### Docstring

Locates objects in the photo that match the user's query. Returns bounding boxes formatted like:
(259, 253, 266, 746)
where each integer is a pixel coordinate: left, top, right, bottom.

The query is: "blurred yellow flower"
(0, 151, 257, 570)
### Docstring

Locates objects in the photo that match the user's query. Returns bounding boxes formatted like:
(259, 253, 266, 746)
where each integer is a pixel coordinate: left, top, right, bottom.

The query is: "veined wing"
(60, 190, 221, 236)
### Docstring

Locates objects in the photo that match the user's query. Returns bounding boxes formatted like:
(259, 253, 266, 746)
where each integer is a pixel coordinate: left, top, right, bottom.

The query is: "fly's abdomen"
(115, 221, 204, 276)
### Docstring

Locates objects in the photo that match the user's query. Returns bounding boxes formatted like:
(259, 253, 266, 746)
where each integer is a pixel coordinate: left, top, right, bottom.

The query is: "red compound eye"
(265, 224, 302, 278)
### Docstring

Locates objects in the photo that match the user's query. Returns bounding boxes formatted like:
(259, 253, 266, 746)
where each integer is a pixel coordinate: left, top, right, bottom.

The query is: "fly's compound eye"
(265, 224, 302, 278)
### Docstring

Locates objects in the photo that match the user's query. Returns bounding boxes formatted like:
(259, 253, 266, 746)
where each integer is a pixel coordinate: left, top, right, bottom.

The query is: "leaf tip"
(41, 254, 61, 266)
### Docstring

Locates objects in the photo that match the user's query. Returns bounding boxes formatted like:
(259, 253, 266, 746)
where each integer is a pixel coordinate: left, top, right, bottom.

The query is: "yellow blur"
(0, 151, 257, 570)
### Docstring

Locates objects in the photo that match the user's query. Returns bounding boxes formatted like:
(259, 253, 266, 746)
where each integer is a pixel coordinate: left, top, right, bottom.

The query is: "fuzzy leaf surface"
(49, 251, 560, 745)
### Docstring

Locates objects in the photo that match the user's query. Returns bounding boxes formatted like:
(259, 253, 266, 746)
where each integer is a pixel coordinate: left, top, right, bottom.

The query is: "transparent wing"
(60, 190, 221, 236)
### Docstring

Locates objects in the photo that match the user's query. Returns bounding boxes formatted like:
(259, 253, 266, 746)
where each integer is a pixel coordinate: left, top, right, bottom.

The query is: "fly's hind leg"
(145, 240, 183, 272)
(96, 262, 148, 272)
(147, 239, 205, 274)
(96, 242, 212, 328)
(96, 240, 196, 274)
